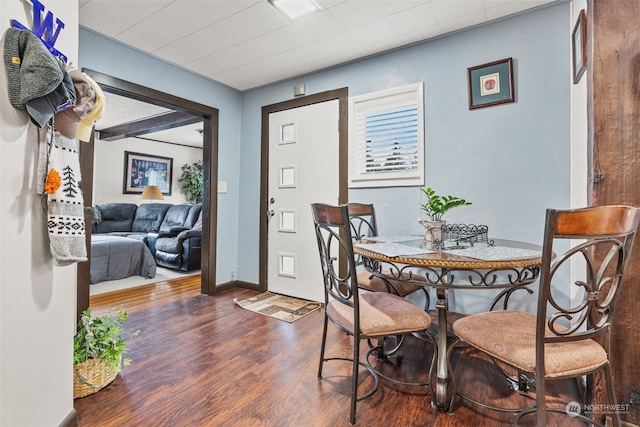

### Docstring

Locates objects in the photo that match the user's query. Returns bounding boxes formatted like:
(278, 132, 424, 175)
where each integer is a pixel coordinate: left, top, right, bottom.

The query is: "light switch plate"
(218, 181, 227, 193)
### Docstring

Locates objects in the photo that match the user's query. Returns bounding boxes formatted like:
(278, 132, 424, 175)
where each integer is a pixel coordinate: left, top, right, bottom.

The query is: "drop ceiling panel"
(386, 4, 440, 36)
(327, 1, 385, 28)
(186, 52, 237, 77)
(484, 0, 544, 20)
(349, 19, 400, 47)
(429, 0, 487, 23)
(80, 0, 560, 91)
(113, 0, 249, 53)
(79, 0, 172, 37)
(376, 1, 432, 15)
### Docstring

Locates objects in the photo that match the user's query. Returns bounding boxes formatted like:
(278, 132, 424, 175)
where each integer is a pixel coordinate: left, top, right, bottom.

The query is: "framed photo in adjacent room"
(123, 151, 173, 195)
(467, 57, 514, 110)
(572, 9, 587, 84)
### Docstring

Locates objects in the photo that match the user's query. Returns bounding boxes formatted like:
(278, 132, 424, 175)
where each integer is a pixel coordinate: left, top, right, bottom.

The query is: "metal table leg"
(433, 287, 449, 410)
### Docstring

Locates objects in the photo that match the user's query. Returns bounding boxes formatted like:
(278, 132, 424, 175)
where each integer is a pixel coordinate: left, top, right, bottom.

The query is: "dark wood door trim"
(257, 88, 349, 293)
(77, 70, 220, 318)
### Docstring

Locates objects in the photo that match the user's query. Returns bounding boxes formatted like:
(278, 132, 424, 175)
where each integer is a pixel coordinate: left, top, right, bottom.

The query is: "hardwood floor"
(89, 275, 201, 315)
(76, 279, 589, 427)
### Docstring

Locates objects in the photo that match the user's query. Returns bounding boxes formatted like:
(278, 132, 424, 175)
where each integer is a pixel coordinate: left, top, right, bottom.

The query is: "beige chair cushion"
(357, 270, 425, 297)
(453, 310, 608, 378)
(327, 291, 431, 337)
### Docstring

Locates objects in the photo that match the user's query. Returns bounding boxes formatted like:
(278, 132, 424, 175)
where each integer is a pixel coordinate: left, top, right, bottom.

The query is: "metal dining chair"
(311, 203, 433, 425)
(453, 205, 640, 426)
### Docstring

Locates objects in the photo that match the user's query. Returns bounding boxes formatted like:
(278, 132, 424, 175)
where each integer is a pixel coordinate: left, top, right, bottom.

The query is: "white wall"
(570, 0, 589, 307)
(0, 1, 79, 425)
(93, 137, 202, 205)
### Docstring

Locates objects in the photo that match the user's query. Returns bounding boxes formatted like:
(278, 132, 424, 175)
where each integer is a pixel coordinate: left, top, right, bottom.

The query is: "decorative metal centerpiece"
(422, 223, 493, 250)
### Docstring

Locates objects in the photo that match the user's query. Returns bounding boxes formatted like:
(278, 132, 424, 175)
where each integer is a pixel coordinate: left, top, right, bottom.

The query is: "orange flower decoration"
(45, 169, 61, 194)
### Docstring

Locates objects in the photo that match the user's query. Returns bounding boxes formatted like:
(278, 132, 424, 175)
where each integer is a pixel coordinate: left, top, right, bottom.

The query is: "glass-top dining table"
(352, 236, 544, 412)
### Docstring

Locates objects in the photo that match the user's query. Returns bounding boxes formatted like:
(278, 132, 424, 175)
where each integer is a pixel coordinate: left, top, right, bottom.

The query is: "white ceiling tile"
(213, 2, 291, 46)
(153, 2, 289, 64)
(386, 3, 440, 36)
(305, 32, 362, 57)
(79, 0, 172, 37)
(185, 52, 238, 76)
(349, 18, 399, 46)
(207, 43, 263, 70)
(316, 0, 349, 9)
(483, 0, 545, 20)
(209, 24, 314, 68)
(375, 0, 431, 15)
(399, 26, 445, 46)
(327, 1, 384, 28)
(438, 10, 488, 34)
(362, 36, 414, 56)
(116, 0, 260, 53)
(290, 9, 347, 42)
(429, 0, 486, 23)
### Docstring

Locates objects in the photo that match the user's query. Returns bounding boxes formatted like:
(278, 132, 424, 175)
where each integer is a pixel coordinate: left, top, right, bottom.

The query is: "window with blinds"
(349, 83, 424, 188)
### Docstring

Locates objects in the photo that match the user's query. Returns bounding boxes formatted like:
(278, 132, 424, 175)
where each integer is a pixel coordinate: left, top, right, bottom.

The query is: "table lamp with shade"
(141, 185, 164, 203)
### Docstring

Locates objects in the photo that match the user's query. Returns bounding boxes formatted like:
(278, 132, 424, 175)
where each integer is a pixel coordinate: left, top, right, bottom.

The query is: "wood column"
(588, 0, 640, 423)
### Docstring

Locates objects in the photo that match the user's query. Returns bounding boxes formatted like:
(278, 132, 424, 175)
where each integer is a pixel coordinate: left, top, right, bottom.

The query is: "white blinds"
(357, 103, 419, 174)
(349, 83, 424, 188)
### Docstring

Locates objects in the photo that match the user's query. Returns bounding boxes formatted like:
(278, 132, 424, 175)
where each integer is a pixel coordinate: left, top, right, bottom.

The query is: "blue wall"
(79, 2, 571, 288)
(238, 3, 570, 283)
(78, 28, 242, 284)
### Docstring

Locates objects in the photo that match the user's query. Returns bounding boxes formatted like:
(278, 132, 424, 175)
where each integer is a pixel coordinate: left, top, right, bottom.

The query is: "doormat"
(233, 291, 322, 323)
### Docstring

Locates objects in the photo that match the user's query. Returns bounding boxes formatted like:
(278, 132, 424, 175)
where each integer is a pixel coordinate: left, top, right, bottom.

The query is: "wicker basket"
(73, 358, 118, 398)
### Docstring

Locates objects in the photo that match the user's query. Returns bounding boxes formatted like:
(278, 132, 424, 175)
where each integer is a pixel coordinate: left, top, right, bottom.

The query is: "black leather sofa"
(92, 203, 202, 271)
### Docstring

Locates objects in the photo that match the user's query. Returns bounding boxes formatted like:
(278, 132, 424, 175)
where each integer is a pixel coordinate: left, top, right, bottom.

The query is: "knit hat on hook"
(3, 28, 75, 126)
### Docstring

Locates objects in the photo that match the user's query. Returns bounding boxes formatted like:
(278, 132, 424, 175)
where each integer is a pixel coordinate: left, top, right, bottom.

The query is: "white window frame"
(348, 82, 424, 188)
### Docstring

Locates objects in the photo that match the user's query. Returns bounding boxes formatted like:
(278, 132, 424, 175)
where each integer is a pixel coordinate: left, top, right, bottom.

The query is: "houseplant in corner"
(73, 307, 139, 398)
(419, 187, 472, 248)
(178, 160, 203, 204)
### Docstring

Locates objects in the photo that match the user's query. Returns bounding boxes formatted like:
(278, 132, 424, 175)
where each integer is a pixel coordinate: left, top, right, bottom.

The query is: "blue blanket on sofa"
(90, 235, 157, 284)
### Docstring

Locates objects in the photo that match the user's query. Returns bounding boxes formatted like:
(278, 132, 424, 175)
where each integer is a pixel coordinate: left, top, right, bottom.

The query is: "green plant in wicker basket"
(420, 187, 472, 221)
(178, 160, 203, 204)
(73, 307, 139, 373)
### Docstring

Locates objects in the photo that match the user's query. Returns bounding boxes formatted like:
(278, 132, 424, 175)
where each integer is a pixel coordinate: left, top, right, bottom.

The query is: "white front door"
(267, 100, 340, 302)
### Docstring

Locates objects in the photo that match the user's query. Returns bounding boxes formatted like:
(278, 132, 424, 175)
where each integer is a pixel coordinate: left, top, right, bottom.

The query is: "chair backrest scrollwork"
(538, 205, 640, 351)
(311, 203, 360, 312)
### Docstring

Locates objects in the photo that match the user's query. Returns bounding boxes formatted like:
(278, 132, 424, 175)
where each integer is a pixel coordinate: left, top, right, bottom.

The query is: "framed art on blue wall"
(572, 9, 587, 84)
(123, 151, 173, 195)
(467, 57, 514, 110)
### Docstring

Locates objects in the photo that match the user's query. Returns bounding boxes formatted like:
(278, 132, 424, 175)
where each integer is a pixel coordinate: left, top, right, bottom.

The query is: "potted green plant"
(420, 187, 472, 221)
(73, 307, 139, 398)
(178, 160, 203, 204)
(419, 187, 472, 247)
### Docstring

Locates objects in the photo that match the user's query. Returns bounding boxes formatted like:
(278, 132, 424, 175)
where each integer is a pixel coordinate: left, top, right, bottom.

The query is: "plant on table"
(419, 187, 472, 222)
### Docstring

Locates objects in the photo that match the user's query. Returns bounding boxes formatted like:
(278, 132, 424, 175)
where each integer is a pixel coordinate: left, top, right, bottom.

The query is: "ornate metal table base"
(358, 244, 542, 412)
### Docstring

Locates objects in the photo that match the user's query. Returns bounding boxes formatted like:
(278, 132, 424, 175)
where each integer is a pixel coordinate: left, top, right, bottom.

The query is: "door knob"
(267, 209, 275, 218)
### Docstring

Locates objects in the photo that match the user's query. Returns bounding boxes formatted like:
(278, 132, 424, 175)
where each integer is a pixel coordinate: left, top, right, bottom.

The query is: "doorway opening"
(77, 70, 219, 320)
